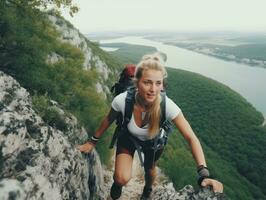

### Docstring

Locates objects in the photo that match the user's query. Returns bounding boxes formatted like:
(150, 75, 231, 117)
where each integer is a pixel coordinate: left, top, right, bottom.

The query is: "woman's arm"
(77, 108, 119, 153)
(172, 112, 206, 167)
(94, 108, 119, 138)
(172, 112, 223, 193)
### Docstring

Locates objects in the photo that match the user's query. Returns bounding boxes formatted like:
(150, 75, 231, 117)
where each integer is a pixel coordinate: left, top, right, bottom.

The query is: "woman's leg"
(110, 135, 135, 199)
(114, 153, 133, 186)
(144, 166, 157, 189)
(110, 153, 134, 200)
(141, 148, 164, 199)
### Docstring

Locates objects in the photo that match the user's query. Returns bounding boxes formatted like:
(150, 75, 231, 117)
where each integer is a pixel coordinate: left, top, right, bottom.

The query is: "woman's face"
(137, 69, 164, 104)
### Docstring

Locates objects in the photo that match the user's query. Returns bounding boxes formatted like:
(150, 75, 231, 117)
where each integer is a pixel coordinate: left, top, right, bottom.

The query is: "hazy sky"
(62, 0, 266, 34)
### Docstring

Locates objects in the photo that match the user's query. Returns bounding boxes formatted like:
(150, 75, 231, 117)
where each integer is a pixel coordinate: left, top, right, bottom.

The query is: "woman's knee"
(113, 172, 131, 186)
(114, 153, 133, 186)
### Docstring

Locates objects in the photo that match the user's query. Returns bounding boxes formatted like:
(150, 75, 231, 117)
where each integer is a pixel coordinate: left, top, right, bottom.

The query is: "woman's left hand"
(201, 178, 223, 193)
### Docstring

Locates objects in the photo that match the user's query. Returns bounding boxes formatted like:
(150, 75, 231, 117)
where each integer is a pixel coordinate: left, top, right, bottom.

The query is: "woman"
(77, 53, 223, 199)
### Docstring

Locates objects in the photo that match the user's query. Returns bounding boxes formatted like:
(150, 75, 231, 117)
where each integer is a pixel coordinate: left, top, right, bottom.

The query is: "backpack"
(111, 64, 136, 96)
(109, 71, 173, 166)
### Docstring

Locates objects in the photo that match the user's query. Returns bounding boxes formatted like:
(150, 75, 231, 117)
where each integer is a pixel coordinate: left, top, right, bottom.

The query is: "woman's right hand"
(76, 142, 95, 153)
(201, 178, 223, 193)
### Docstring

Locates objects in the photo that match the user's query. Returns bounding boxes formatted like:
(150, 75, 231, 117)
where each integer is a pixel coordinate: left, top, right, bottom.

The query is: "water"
(100, 47, 119, 52)
(100, 36, 266, 116)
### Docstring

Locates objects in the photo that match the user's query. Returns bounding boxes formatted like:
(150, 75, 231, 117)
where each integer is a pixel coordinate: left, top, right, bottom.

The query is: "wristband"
(197, 165, 210, 177)
(88, 135, 99, 145)
(197, 165, 210, 186)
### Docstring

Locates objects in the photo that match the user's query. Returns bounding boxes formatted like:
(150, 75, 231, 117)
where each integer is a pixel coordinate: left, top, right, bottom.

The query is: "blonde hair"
(134, 53, 167, 138)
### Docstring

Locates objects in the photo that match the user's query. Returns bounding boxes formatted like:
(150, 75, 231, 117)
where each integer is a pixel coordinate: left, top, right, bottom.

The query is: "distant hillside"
(167, 42, 266, 68)
(100, 43, 158, 65)
(108, 43, 266, 199)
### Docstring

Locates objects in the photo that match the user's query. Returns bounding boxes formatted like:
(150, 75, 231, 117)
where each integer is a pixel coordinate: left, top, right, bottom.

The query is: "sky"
(62, 0, 266, 34)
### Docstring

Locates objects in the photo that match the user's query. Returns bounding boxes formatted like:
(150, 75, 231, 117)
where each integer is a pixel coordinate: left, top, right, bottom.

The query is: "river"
(100, 36, 266, 116)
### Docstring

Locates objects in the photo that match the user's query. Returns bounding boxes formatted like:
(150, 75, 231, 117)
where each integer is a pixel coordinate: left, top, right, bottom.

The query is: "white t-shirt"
(111, 91, 181, 141)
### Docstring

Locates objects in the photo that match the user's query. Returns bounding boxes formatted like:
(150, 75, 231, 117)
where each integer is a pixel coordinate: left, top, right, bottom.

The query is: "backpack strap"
(159, 91, 172, 134)
(160, 91, 166, 126)
(109, 87, 135, 149)
(122, 86, 135, 128)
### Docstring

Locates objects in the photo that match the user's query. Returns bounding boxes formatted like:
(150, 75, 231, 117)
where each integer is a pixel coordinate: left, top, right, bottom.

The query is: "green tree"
(3, 0, 78, 16)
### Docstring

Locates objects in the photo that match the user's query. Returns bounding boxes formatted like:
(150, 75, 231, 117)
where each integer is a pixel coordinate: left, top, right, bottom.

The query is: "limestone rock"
(47, 14, 113, 97)
(152, 182, 226, 200)
(0, 179, 26, 200)
(0, 71, 104, 200)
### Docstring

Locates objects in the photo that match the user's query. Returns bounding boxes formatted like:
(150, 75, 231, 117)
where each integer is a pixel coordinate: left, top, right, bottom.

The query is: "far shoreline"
(161, 42, 266, 69)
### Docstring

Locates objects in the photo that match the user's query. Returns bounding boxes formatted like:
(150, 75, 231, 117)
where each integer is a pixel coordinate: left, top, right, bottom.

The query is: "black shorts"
(116, 133, 164, 171)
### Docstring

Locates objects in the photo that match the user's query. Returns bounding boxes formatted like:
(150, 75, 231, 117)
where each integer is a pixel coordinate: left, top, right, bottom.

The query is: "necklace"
(141, 111, 146, 120)
(135, 92, 150, 125)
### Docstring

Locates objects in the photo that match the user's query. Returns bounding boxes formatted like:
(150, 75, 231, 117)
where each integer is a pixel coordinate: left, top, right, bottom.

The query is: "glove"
(197, 165, 210, 186)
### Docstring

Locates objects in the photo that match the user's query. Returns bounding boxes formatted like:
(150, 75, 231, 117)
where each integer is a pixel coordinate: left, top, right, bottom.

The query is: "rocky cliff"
(0, 11, 115, 199)
(47, 13, 116, 97)
(0, 71, 105, 199)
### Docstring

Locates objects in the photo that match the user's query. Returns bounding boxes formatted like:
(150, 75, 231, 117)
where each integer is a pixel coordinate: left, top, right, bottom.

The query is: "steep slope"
(0, 71, 104, 199)
(1, 4, 122, 165)
(0, 4, 117, 199)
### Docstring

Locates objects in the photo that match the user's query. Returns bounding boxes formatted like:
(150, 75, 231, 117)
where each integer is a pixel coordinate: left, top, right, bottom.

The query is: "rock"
(0, 179, 26, 200)
(47, 14, 113, 97)
(151, 182, 227, 200)
(0, 71, 104, 200)
(46, 52, 64, 65)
